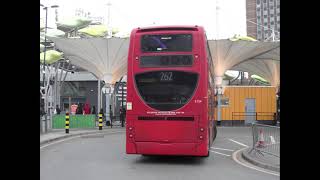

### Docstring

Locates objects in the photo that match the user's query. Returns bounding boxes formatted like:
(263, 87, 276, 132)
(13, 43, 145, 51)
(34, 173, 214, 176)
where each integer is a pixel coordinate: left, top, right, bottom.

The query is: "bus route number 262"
(160, 72, 173, 81)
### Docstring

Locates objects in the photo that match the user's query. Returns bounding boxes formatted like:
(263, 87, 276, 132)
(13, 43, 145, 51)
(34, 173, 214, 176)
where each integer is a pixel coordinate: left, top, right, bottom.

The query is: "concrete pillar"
(106, 93, 110, 115)
(215, 76, 223, 125)
(98, 79, 101, 112)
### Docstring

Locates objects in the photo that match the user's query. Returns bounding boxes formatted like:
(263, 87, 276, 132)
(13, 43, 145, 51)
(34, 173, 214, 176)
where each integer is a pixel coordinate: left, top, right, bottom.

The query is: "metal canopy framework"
(49, 37, 279, 87)
(207, 39, 280, 86)
(232, 58, 280, 86)
(49, 37, 130, 84)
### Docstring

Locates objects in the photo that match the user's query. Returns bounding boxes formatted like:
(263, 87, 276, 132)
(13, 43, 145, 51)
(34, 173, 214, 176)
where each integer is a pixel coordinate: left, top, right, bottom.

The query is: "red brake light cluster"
(199, 127, 205, 140)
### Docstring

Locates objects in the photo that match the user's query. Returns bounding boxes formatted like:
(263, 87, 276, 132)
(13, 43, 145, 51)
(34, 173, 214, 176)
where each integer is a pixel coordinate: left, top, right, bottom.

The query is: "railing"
(96, 113, 126, 128)
(52, 113, 127, 129)
(52, 115, 96, 129)
(249, 123, 280, 158)
(232, 112, 277, 125)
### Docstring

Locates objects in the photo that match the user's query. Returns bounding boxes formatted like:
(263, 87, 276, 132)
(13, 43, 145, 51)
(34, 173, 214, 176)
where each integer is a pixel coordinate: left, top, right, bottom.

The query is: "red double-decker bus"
(126, 26, 216, 157)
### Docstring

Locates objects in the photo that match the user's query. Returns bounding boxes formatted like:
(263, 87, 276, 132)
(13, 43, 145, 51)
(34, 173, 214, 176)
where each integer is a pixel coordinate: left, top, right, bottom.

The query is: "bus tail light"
(200, 128, 204, 132)
(129, 127, 133, 131)
(129, 134, 133, 138)
(199, 135, 203, 140)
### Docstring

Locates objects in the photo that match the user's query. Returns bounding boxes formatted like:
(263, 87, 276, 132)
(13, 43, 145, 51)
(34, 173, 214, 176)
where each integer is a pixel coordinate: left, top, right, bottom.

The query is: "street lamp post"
(40, 3, 59, 133)
(106, 2, 112, 37)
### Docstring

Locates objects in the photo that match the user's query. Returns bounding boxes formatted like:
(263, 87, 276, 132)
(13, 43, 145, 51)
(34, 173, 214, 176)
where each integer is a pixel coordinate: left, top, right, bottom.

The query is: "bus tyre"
(204, 131, 210, 158)
(213, 125, 217, 142)
(204, 150, 210, 157)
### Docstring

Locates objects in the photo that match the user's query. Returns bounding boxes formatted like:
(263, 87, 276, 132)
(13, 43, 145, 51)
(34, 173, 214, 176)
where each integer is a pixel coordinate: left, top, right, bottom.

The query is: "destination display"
(140, 55, 193, 67)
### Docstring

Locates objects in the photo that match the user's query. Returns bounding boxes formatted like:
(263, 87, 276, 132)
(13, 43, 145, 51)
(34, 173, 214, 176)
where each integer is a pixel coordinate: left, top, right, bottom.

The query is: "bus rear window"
(141, 34, 192, 52)
(135, 71, 198, 111)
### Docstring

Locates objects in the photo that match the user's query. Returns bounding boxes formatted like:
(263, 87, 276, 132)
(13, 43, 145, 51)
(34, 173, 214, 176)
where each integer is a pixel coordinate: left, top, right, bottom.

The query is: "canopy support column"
(98, 79, 101, 113)
(215, 76, 224, 126)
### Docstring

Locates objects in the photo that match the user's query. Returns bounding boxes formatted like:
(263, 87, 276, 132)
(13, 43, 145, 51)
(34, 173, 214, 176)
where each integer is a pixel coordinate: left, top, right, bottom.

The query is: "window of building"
(270, 6, 273, 9)
(271, 22, 274, 25)
(264, 15, 267, 18)
(257, 0, 260, 4)
(220, 98, 229, 107)
(263, 0, 266, 3)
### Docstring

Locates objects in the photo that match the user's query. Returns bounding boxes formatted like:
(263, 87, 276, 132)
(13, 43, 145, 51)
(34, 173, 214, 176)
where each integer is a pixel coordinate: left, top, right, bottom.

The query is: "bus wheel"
(213, 125, 217, 142)
(204, 150, 210, 157)
(204, 132, 210, 157)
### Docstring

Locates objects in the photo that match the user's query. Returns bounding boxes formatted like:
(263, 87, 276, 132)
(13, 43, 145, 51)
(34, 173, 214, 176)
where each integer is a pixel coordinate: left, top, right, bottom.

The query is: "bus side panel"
(126, 29, 138, 154)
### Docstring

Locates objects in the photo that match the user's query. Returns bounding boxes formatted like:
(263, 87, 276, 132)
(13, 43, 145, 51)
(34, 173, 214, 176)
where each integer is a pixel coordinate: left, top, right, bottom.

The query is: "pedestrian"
(54, 105, 61, 115)
(40, 106, 46, 117)
(76, 103, 83, 114)
(70, 103, 78, 115)
(84, 102, 90, 115)
(91, 105, 96, 115)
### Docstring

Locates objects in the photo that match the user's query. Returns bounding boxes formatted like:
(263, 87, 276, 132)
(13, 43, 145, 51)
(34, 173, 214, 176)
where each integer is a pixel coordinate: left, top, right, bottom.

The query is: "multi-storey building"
(246, 0, 280, 41)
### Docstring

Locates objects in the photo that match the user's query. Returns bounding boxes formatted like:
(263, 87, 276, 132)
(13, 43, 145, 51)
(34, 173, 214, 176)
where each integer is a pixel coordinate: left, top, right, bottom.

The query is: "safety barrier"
(249, 123, 280, 158)
(95, 113, 125, 128)
(232, 112, 278, 126)
(53, 114, 96, 129)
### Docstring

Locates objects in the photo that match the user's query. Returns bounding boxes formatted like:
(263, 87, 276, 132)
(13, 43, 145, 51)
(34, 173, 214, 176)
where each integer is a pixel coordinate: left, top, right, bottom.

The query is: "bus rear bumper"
(127, 141, 208, 156)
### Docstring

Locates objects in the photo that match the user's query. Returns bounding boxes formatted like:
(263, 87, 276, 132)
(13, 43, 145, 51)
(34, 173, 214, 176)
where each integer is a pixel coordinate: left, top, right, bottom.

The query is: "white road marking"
(232, 148, 280, 176)
(210, 150, 231, 157)
(40, 131, 124, 150)
(210, 147, 235, 151)
(229, 139, 249, 147)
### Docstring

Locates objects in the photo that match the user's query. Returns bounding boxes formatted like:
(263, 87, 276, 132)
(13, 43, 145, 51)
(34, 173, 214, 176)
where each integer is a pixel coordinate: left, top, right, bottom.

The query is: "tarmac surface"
(40, 127, 279, 180)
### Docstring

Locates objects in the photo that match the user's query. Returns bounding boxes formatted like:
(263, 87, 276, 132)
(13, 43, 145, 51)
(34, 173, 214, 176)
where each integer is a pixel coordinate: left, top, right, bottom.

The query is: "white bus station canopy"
(207, 39, 280, 86)
(49, 37, 129, 84)
(49, 37, 279, 86)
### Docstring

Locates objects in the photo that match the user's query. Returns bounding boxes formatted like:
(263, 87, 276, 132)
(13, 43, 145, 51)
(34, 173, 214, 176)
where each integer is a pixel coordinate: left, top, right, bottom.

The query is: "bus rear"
(126, 26, 212, 156)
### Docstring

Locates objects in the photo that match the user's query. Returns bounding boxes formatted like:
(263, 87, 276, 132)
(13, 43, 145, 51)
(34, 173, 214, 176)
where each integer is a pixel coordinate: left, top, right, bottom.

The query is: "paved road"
(40, 127, 279, 180)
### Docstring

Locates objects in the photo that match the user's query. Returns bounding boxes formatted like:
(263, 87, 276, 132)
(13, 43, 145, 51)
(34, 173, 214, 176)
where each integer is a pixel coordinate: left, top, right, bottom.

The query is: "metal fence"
(232, 112, 278, 126)
(232, 112, 277, 121)
(249, 123, 280, 158)
(96, 113, 126, 128)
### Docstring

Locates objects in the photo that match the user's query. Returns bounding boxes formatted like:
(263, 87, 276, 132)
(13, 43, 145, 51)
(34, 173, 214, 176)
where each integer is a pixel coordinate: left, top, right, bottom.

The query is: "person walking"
(76, 103, 83, 114)
(70, 103, 78, 115)
(55, 105, 61, 115)
(83, 102, 90, 115)
(91, 106, 96, 115)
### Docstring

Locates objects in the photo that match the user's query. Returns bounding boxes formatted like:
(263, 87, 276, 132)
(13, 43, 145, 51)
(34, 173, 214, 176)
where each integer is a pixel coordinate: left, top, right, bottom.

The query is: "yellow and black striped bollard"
(65, 112, 70, 134)
(99, 113, 103, 130)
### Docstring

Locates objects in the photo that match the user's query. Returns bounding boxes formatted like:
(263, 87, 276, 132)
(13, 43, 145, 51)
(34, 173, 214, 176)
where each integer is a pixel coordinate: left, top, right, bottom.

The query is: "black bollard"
(99, 113, 103, 130)
(65, 112, 70, 134)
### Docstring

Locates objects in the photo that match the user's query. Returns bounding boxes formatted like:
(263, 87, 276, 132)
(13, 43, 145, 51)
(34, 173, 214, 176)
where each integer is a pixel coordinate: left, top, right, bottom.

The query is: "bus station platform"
(40, 128, 125, 146)
(241, 148, 280, 172)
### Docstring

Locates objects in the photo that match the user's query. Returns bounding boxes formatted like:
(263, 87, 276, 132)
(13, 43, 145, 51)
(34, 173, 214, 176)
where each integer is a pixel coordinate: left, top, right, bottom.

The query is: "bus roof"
(133, 25, 203, 33)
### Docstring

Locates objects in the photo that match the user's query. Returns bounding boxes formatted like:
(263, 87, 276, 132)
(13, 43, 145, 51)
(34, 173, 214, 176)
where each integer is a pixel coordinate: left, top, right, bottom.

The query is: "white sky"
(41, 0, 246, 39)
